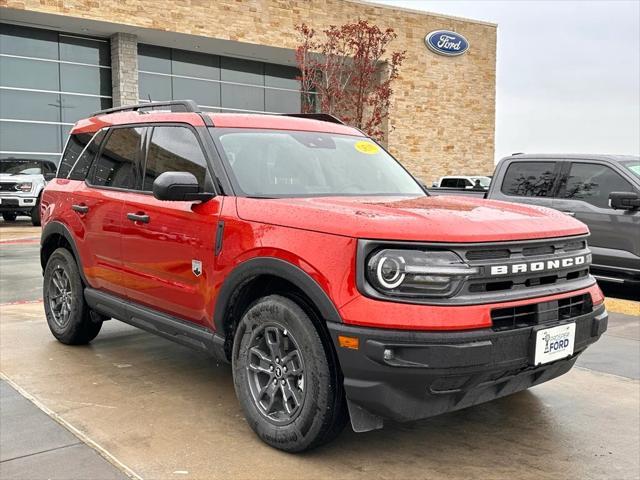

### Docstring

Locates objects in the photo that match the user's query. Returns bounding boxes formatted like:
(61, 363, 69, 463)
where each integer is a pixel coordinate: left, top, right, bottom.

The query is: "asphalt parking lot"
(1, 222, 639, 479)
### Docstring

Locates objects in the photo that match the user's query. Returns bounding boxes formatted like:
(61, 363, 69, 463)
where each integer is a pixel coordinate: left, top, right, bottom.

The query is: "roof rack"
(92, 100, 200, 117)
(281, 113, 345, 125)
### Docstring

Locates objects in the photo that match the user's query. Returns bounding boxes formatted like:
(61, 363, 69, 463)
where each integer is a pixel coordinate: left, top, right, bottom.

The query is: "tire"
(31, 197, 41, 226)
(232, 294, 347, 452)
(2, 212, 17, 222)
(43, 248, 102, 345)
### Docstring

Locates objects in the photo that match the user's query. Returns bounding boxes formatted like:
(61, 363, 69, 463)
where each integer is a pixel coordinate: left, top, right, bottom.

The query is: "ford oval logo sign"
(425, 30, 469, 56)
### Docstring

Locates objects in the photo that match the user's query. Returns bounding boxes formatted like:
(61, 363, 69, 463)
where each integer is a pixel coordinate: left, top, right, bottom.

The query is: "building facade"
(0, 0, 496, 182)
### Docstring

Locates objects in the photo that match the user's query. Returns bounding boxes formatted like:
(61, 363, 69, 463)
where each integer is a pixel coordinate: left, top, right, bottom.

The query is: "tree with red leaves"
(295, 21, 406, 141)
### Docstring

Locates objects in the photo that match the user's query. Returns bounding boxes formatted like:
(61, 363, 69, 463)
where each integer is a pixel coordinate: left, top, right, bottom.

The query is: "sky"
(372, 0, 640, 162)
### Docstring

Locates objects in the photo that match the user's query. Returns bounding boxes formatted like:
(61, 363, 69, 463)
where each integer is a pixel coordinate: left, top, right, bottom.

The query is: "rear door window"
(440, 178, 457, 188)
(559, 162, 634, 208)
(89, 127, 145, 189)
(501, 161, 558, 197)
(142, 126, 208, 191)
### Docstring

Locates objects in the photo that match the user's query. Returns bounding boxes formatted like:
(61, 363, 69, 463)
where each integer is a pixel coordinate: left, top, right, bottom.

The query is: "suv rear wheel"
(232, 295, 347, 452)
(2, 212, 17, 222)
(43, 248, 102, 344)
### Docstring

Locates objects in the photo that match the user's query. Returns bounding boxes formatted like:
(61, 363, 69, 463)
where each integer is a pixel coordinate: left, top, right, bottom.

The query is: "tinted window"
(58, 132, 92, 178)
(67, 130, 106, 180)
(620, 159, 640, 179)
(560, 163, 634, 208)
(142, 126, 207, 191)
(0, 159, 55, 175)
(0, 121, 61, 153)
(90, 128, 144, 189)
(501, 162, 558, 197)
(440, 178, 457, 188)
(59, 35, 110, 66)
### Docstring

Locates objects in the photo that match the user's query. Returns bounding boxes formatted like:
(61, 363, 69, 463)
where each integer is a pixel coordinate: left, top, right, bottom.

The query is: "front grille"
(459, 236, 591, 295)
(491, 293, 593, 331)
(0, 183, 17, 192)
(466, 249, 510, 261)
(0, 198, 19, 207)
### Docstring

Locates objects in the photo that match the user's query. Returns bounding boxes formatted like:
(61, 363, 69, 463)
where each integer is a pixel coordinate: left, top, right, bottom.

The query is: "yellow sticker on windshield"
(354, 141, 380, 155)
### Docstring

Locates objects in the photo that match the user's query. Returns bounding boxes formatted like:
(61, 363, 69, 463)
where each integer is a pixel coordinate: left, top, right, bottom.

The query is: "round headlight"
(376, 255, 406, 289)
(365, 248, 477, 298)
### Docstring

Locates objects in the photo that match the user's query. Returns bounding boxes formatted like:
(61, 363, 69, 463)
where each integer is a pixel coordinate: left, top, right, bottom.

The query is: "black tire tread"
(232, 294, 347, 452)
(43, 248, 101, 345)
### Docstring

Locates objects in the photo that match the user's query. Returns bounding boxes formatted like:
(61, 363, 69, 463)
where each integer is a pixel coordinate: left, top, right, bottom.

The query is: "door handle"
(561, 211, 576, 217)
(71, 204, 89, 214)
(127, 212, 150, 223)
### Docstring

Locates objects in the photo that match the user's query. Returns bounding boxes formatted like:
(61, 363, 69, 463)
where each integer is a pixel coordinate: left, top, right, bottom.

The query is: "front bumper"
(0, 195, 38, 212)
(328, 303, 607, 428)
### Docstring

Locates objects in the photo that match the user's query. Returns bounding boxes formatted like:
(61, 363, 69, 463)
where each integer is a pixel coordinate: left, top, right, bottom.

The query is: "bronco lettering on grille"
(490, 255, 586, 276)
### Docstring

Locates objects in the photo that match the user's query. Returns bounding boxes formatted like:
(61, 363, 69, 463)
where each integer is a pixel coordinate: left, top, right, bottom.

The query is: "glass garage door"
(0, 23, 112, 166)
(138, 44, 302, 114)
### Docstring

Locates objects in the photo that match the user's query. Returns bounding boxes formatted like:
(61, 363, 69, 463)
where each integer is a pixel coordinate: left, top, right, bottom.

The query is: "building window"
(0, 23, 112, 166)
(138, 44, 306, 114)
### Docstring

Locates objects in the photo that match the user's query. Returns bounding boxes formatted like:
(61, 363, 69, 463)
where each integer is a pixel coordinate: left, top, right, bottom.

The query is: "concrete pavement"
(1, 222, 639, 479)
(0, 380, 126, 480)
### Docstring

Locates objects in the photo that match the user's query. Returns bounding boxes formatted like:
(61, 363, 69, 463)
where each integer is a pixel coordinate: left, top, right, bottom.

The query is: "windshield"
(620, 159, 640, 179)
(471, 176, 491, 187)
(213, 129, 425, 198)
(0, 159, 53, 175)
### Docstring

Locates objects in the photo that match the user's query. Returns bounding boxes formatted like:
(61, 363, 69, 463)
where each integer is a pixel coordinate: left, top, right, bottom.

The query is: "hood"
(0, 173, 43, 183)
(236, 195, 588, 243)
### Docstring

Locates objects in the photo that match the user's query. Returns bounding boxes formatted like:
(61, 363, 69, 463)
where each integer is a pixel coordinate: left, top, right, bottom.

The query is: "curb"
(0, 373, 143, 480)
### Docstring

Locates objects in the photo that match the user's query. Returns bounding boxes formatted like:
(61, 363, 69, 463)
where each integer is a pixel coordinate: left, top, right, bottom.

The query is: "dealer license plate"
(533, 323, 576, 365)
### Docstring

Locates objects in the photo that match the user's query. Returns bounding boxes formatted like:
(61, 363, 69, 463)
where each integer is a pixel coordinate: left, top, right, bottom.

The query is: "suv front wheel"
(31, 197, 41, 226)
(43, 248, 102, 344)
(232, 295, 347, 452)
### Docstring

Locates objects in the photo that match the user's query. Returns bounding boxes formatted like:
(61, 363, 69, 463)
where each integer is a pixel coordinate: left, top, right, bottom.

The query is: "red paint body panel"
(120, 193, 222, 327)
(339, 284, 604, 331)
(206, 113, 363, 135)
(44, 111, 598, 336)
(71, 112, 205, 134)
(236, 195, 588, 242)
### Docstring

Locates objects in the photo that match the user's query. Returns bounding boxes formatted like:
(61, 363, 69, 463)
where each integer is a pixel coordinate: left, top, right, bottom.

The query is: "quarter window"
(90, 127, 144, 189)
(560, 163, 634, 209)
(58, 130, 105, 179)
(501, 162, 558, 197)
(68, 130, 106, 180)
(142, 126, 207, 191)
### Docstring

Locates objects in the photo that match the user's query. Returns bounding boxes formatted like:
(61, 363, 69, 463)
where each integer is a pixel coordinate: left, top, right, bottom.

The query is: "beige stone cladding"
(0, 0, 497, 181)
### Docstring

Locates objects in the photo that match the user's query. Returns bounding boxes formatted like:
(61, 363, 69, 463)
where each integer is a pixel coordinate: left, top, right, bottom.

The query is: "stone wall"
(110, 32, 138, 107)
(0, 0, 497, 182)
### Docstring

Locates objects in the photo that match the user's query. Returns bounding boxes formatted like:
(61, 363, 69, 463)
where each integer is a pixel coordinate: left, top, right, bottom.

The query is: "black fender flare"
(40, 221, 89, 285)
(213, 257, 343, 334)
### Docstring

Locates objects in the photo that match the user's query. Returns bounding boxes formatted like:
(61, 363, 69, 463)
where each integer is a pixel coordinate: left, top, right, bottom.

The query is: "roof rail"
(92, 100, 200, 117)
(281, 113, 345, 125)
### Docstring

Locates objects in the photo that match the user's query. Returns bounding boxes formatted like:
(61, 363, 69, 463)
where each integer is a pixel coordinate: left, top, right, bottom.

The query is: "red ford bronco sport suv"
(41, 100, 608, 452)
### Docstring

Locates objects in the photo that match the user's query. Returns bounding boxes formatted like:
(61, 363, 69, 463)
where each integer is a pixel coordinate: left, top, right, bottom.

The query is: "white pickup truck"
(0, 158, 57, 226)
(432, 175, 491, 190)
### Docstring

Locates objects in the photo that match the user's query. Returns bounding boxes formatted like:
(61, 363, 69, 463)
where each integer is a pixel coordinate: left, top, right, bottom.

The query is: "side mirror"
(152, 171, 214, 202)
(44, 172, 56, 181)
(609, 191, 640, 210)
